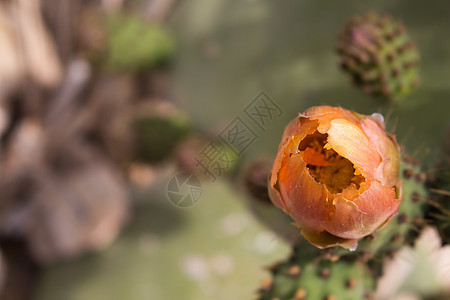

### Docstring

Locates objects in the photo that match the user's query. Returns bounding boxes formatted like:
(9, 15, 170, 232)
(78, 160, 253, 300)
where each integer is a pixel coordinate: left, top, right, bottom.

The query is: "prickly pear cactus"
(257, 157, 428, 299)
(336, 12, 420, 102)
(258, 244, 375, 300)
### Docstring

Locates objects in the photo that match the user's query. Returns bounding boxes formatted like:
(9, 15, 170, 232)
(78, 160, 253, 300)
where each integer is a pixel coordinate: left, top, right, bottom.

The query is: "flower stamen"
(299, 132, 365, 194)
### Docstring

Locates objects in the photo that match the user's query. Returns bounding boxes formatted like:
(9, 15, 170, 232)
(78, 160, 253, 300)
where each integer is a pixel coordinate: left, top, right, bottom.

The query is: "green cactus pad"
(258, 242, 374, 300)
(337, 12, 420, 102)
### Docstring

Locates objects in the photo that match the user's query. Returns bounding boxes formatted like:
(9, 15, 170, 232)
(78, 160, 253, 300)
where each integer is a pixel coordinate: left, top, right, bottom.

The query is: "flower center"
(299, 132, 365, 194)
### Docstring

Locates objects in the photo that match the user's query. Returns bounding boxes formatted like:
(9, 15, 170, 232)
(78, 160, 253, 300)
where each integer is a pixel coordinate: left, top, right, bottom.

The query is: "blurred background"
(0, 0, 448, 299)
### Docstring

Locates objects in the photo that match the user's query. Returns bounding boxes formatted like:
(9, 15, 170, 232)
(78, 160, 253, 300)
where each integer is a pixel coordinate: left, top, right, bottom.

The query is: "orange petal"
(277, 153, 329, 232)
(304, 106, 359, 122)
(361, 116, 400, 186)
(269, 118, 318, 187)
(267, 180, 287, 212)
(304, 106, 361, 133)
(323, 180, 400, 239)
(300, 147, 332, 167)
(325, 118, 382, 180)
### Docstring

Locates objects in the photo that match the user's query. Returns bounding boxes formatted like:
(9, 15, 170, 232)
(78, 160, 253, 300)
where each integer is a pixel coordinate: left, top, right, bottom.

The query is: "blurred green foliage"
(133, 113, 191, 163)
(106, 15, 175, 71)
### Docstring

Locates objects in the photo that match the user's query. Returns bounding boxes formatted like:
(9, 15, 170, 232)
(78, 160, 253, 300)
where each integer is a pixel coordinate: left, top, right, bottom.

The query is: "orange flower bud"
(268, 106, 401, 250)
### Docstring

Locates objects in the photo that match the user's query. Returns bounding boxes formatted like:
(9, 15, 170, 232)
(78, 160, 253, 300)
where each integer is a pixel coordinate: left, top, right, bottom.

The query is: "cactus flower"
(268, 106, 401, 250)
